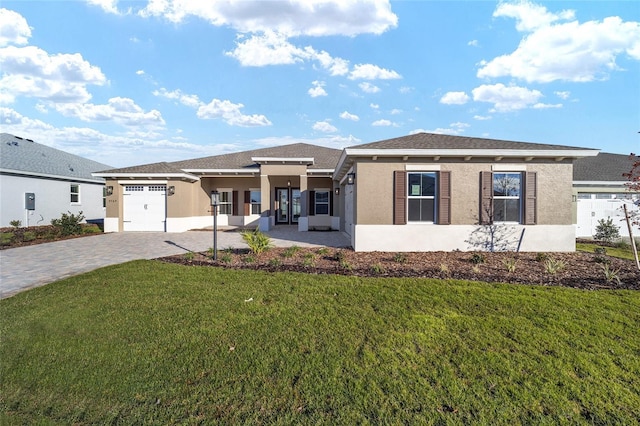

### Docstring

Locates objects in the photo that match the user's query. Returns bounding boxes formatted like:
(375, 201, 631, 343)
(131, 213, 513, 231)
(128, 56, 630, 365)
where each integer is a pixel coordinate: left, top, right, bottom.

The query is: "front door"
(276, 188, 300, 224)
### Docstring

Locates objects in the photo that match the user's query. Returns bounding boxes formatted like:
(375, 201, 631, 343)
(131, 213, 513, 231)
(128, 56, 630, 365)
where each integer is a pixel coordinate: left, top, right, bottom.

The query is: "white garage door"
(123, 185, 167, 231)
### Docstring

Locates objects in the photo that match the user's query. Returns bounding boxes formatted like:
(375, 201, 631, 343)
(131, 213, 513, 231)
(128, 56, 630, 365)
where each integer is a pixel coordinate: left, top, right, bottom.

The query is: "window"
(218, 191, 232, 215)
(250, 190, 261, 215)
(315, 190, 330, 215)
(70, 184, 80, 204)
(407, 172, 436, 222)
(480, 171, 536, 225)
(394, 171, 450, 225)
(492, 173, 521, 222)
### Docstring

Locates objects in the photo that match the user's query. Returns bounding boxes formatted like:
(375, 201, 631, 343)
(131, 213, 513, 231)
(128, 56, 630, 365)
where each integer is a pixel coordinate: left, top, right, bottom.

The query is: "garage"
(123, 185, 167, 231)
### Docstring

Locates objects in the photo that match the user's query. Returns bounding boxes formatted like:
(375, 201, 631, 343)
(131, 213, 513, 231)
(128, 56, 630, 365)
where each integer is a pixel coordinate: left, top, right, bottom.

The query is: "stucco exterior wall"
(352, 158, 574, 226)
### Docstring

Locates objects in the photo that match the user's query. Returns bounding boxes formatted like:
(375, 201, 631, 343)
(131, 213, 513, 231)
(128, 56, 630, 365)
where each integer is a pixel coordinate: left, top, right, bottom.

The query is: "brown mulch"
(159, 247, 640, 291)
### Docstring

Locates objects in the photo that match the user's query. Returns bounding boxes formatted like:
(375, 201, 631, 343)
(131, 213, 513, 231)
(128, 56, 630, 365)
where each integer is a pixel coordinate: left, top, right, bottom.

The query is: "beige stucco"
(352, 158, 574, 226)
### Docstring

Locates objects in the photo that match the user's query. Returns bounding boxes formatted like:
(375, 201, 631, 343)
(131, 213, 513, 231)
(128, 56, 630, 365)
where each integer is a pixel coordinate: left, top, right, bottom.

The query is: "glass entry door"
(276, 188, 300, 224)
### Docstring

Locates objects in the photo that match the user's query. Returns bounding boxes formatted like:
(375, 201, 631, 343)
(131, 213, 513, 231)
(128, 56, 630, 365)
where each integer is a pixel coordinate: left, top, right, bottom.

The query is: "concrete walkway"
(0, 229, 350, 299)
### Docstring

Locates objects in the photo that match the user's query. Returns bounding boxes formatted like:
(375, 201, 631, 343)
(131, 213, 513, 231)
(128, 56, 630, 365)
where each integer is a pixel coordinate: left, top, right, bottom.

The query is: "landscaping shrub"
(594, 217, 620, 244)
(51, 211, 85, 236)
(241, 228, 272, 254)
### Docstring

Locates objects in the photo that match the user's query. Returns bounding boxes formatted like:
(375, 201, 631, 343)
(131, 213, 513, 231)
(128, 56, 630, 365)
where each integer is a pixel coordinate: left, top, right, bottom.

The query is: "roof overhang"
(333, 148, 600, 181)
(92, 172, 200, 182)
(183, 168, 259, 176)
(251, 157, 315, 165)
(2, 168, 105, 184)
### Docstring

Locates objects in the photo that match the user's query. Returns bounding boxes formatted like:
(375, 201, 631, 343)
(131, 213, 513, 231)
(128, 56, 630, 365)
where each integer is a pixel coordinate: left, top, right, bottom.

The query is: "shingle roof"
(1, 133, 112, 183)
(95, 162, 186, 174)
(349, 132, 594, 151)
(171, 143, 342, 170)
(574, 152, 636, 182)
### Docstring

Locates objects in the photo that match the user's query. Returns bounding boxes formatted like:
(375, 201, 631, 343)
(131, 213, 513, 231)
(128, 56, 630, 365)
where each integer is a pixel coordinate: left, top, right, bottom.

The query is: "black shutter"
(244, 191, 250, 216)
(524, 172, 537, 225)
(309, 190, 315, 216)
(232, 190, 239, 216)
(480, 171, 493, 225)
(438, 171, 451, 225)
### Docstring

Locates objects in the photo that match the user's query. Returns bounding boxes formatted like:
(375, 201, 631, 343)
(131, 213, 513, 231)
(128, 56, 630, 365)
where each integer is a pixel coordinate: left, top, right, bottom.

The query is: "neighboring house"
(94, 133, 599, 252)
(573, 152, 640, 238)
(0, 133, 112, 228)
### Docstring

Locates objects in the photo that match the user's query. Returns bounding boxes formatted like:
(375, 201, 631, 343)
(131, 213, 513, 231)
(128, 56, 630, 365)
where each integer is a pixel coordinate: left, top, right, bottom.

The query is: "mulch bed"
(159, 247, 640, 291)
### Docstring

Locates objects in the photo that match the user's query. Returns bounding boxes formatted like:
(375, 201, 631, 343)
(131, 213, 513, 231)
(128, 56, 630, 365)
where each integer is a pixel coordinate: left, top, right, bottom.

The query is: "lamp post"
(211, 190, 219, 260)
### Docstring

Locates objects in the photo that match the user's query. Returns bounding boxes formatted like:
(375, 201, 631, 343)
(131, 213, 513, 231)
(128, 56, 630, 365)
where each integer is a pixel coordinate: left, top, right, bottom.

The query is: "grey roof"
(100, 143, 343, 175)
(172, 143, 342, 170)
(349, 132, 595, 151)
(1, 133, 112, 183)
(95, 162, 187, 175)
(574, 152, 636, 182)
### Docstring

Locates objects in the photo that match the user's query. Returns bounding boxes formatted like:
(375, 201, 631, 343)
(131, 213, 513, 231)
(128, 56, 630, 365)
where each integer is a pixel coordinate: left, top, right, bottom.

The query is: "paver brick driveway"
(0, 229, 350, 299)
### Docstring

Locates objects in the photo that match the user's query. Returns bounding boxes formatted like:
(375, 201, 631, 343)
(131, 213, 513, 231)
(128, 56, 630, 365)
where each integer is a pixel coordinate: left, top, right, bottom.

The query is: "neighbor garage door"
(123, 185, 167, 231)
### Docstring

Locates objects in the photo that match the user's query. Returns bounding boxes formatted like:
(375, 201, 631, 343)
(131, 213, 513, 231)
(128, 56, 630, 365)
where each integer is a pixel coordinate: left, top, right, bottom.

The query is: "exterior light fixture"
(105, 185, 114, 196)
(334, 187, 340, 195)
(346, 172, 356, 185)
(167, 185, 175, 196)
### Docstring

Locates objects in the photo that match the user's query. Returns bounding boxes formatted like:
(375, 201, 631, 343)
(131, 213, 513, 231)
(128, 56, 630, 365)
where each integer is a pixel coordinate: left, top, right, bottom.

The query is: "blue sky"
(1, 1, 638, 168)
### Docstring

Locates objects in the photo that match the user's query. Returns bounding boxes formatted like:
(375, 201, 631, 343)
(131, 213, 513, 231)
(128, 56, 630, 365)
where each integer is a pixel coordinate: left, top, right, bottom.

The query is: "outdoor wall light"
(168, 185, 175, 196)
(287, 180, 291, 187)
(210, 190, 220, 206)
(105, 185, 114, 196)
(346, 172, 356, 185)
(334, 187, 340, 195)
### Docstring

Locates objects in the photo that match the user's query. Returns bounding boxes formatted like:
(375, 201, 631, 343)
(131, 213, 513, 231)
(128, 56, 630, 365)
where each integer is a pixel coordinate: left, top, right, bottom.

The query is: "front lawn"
(1, 261, 639, 424)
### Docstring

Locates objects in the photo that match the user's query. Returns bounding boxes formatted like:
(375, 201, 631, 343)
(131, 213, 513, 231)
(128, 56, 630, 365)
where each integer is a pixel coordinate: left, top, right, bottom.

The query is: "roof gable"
(1, 133, 112, 183)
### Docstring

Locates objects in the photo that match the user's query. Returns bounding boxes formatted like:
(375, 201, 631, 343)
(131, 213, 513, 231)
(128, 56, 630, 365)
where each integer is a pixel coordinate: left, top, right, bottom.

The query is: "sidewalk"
(0, 229, 350, 299)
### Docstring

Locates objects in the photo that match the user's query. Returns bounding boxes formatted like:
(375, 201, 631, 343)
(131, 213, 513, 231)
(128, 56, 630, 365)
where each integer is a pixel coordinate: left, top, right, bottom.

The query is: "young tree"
(623, 153, 640, 226)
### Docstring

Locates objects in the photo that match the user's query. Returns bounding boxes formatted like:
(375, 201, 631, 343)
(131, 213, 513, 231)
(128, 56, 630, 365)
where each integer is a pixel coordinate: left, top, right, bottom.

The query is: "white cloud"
(390, 109, 402, 115)
(399, 86, 412, 94)
(370, 103, 379, 109)
(139, 0, 397, 37)
(479, 2, 640, 83)
(154, 88, 202, 108)
(0, 107, 229, 167)
(533, 102, 562, 109)
(555, 90, 570, 100)
(416, 122, 469, 136)
(349, 63, 401, 80)
(197, 98, 272, 127)
(312, 49, 350, 76)
(136, 69, 145, 75)
(372, 119, 393, 127)
(54, 97, 166, 127)
(312, 120, 337, 133)
(86, 0, 121, 15)
(440, 91, 470, 105)
(253, 134, 361, 150)
(473, 115, 492, 121)
(472, 83, 543, 112)
(226, 31, 306, 67)
(0, 45, 106, 104)
(359, 82, 380, 94)
(468, 39, 479, 47)
(308, 80, 327, 98)
(340, 111, 359, 121)
(0, 8, 31, 46)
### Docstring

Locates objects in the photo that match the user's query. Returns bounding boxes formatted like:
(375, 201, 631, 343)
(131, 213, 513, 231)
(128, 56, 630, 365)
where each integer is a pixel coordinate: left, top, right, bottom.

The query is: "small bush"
(219, 253, 233, 264)
(393, 253, 408, 264)
(335, 250, 347, 262)
(470, 252, 485, 264)
(22, 231, 36, 242)
(268, 258, 282, 267)
(183, 252, 195, 261)
(594, 217, 620, 244)
(614, 240, 630, 250)
(592, 255, 610, 265)
(1, 232, 14, 245)
(594, 247, 607, 255)
(9, 220, 22, 228)
(243, 255, 256, 264)
(339, 260, 352, 271)
(544, 258, 565, 275)
(535, 252, 549, 262)
(316, 247, 329, 255)
(241, 229, 272, 254)
(371, 263, 385, 274)
(601, 264, 621, 285)
(503, 257, 518, 273)
(439, 263, 449, 274)
(282, 246, 301, 258)
(51, 211, 85, 236)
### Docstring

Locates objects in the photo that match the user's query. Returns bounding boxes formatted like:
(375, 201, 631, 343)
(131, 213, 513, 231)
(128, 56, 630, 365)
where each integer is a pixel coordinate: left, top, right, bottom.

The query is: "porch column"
(259, 173, 271, 231)
(298, 173, 308, 231)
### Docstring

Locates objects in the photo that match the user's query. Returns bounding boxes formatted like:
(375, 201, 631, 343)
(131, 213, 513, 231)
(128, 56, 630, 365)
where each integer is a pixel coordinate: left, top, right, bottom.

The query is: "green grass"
(1, 261, 639, 424)
(576, 242, 637, 260)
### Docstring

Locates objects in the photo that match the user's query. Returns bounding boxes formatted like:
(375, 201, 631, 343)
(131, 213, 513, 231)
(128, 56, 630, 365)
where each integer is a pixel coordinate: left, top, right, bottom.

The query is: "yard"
(1, 261, 639, 424)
